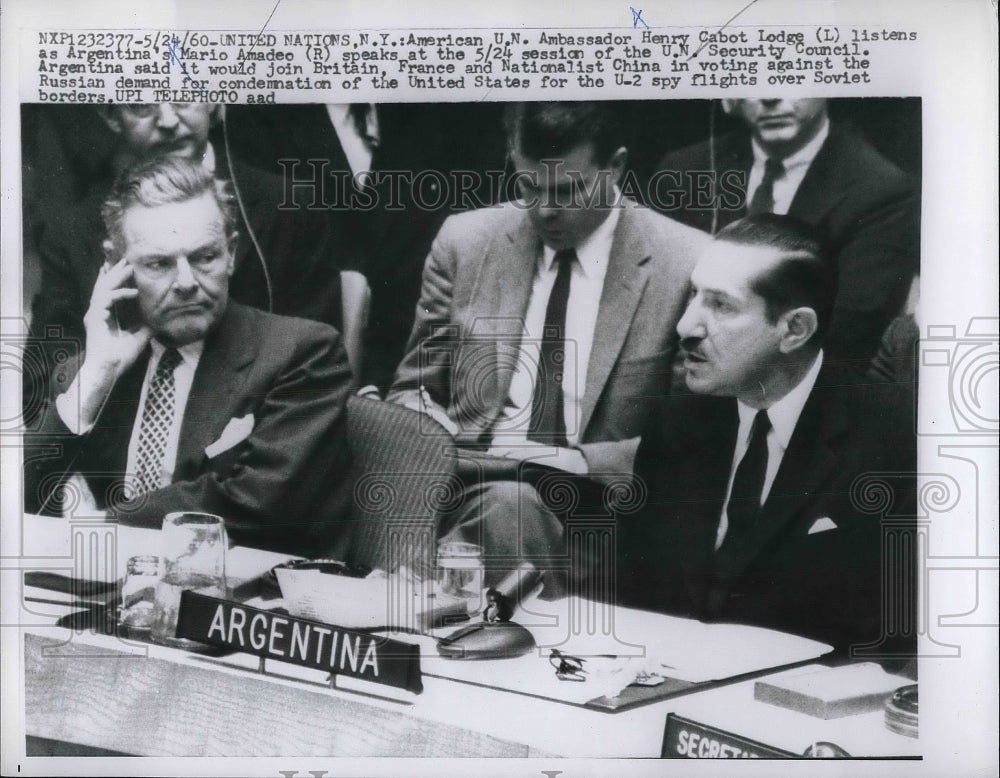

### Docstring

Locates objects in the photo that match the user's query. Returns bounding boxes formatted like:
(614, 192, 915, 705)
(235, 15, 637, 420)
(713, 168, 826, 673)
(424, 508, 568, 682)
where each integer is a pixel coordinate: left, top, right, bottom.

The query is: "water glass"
(119, 555, 161, 636)
(150, 512, 227, 648)
(436, 541, 484, 615)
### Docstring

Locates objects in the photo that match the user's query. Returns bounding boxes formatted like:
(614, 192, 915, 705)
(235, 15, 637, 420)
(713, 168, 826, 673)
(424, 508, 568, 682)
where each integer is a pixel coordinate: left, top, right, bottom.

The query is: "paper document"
(516, 595, 832, 684)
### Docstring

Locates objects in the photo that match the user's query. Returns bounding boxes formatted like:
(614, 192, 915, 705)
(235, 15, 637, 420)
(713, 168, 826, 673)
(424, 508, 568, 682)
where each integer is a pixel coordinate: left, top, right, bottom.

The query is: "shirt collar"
(541, 188, 621, 280)
(751, 114, 830, 172)
(150, 338, 204, 369)
(325, 103, 352, 129)
(737, 350, 824, 450)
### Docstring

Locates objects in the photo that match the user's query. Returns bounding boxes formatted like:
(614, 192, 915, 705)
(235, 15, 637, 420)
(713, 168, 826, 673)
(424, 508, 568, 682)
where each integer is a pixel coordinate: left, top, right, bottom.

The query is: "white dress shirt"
(491, 200, 621, 447)
(56, 341, 203, 481)
(746, 115, 830, 215)
(325, 103, 379, 180)
(716, 351, 824, 549)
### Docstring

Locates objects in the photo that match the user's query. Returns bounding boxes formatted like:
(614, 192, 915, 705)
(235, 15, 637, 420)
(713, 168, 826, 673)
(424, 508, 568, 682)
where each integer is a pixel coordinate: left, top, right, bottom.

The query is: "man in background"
(224, 102, 508, 390)
(656, 98, 919, 369)
(389, 102, 706, 589)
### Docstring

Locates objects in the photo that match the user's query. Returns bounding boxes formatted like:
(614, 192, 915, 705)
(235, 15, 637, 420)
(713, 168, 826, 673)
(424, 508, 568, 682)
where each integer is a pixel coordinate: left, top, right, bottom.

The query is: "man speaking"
(617, 215, 917, 657)
(25, 157, 353, 556)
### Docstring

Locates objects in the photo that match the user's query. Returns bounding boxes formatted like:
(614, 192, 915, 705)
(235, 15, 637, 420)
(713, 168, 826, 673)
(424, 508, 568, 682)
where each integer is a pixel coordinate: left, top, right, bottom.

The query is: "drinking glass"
(119, 555, 161, 636)
(150, 512, 227, 648)
(436, 541, 484, 615)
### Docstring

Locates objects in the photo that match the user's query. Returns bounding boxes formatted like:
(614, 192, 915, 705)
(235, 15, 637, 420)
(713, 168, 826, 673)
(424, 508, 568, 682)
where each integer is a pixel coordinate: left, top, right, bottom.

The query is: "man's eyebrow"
(134, 239, 224, 262)
(134, 252, 173, 263)
(190, 242, 224, 255)
(701, 287, 741, 304)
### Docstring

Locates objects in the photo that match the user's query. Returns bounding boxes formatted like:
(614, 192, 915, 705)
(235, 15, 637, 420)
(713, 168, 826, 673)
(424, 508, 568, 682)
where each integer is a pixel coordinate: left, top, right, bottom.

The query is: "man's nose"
(676, 300, 704, 339)
(535, 192, 563, 220)
(155, 103, 181, 130)
(172, 257, 198, 291)
(536, 202, 560, 221)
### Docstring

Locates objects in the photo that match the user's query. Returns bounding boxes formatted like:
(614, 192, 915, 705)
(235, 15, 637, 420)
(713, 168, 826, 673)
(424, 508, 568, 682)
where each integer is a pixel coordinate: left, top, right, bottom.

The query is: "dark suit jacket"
(24, 303, 353, 557)
(387, 201, 708, 476)
(28, 147, 343, 400)
(869, 313, 919, 388)
(657, 124, 920, 368)
(617, 362, 917, 655)
(224, 103, 509, 390)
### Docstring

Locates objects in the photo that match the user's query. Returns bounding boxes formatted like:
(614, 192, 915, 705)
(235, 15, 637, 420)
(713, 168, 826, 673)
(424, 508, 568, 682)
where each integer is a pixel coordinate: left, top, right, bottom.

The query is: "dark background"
(20, 98, 921, 321)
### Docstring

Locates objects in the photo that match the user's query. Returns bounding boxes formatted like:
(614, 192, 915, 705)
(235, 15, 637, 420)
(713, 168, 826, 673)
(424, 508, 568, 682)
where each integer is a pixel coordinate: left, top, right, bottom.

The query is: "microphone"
(436, 562, 543, 660)
(483, 562, 544, 623)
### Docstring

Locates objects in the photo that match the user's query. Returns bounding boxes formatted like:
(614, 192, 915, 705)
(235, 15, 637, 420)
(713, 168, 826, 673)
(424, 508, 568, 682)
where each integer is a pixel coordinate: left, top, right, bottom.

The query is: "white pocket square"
(205, 414, 255, 459)
(807, 517, 838, 535)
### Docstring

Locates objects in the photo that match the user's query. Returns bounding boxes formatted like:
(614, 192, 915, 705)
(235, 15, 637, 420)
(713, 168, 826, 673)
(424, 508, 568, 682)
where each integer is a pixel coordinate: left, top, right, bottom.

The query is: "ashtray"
(260, 558, 371, 598)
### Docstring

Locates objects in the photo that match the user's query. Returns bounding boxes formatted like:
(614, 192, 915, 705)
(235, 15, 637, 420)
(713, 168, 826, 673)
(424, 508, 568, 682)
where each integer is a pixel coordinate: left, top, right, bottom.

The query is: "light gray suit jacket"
(388, 200, 707, 476)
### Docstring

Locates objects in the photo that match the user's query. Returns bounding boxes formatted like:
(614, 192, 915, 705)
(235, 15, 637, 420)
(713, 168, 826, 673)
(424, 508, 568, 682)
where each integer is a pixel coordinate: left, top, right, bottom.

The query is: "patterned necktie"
(747, 157, 784, 215)
(133, 348, 182, 497)
(528, 248, 575, 446)
(718, 409, 771, 554)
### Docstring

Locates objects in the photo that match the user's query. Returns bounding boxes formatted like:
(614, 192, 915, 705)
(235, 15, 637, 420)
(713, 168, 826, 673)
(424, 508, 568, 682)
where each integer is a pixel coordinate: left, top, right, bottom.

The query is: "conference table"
(15, 514, 920, 759)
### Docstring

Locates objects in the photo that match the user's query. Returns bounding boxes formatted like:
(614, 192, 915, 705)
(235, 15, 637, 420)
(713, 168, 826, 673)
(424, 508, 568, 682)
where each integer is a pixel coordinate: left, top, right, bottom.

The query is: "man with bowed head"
(389, 101, 706, 590)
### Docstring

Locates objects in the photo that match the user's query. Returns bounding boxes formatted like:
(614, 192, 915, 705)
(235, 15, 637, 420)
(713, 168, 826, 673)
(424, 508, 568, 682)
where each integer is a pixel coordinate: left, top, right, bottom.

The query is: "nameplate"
(661, 714, 795, 758)
(175, 591, 423, 693)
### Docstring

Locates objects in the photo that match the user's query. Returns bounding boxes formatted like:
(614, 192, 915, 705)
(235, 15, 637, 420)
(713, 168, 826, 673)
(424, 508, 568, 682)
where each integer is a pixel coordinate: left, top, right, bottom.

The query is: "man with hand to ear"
(27, 102, 344, 412)
(63, 257, 154, 433)
(25, 157, 353, 557)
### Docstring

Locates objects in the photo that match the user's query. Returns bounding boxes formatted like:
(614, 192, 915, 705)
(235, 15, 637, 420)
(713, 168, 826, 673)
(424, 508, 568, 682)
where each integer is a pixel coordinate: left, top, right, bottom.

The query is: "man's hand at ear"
(67, 259, 152, 431)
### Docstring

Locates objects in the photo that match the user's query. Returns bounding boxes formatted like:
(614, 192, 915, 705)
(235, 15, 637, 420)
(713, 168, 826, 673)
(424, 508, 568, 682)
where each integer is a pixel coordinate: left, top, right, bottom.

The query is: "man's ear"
(778, 307, 819, 354)
(101, 238, 116, 266)
(720, 99, 736, 115)
(100, 107, 124, 136)
(225, 232, 239, 276)
(607, 146, 628, 187)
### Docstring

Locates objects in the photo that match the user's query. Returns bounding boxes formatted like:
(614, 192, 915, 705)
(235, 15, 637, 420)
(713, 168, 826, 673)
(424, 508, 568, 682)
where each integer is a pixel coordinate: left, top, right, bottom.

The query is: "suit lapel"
(788, 126, 854, 223)
(717, 135, 753, 231)
(579, 205, 651, 436)
(91, 349, 151, 475)
(671, 399, 739, 611)
(468, 211, 539, 424)
(708, 368, 847, 607)
(174, 306, 258, 479)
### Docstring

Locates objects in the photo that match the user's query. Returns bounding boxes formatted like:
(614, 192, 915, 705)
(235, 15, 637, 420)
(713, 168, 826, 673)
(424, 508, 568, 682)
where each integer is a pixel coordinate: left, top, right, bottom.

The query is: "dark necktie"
(528, 248, 575, 446)
(133, 348, 182, 497)
(747, 157, 784, 215)
(720, 409, 771, 551)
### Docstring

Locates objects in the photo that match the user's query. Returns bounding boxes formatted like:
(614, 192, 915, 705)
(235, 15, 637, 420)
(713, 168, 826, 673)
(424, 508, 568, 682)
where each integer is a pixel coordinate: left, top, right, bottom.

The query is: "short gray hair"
(102, 156, 236, 260)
